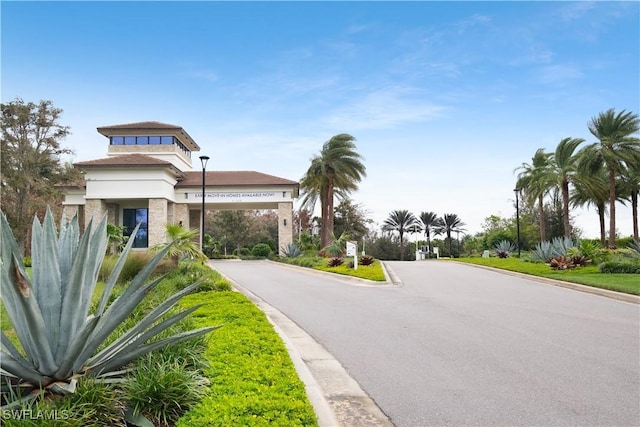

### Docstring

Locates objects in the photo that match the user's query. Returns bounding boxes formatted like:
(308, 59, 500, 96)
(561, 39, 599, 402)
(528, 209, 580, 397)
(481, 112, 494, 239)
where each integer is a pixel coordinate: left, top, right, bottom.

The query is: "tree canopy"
(1, 98, 81, 253)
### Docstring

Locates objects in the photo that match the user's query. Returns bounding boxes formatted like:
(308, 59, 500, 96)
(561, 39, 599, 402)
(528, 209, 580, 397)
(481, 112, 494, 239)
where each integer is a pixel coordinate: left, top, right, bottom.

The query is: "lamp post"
(514, 188, 521, 257)
(199, 155, 209, 251)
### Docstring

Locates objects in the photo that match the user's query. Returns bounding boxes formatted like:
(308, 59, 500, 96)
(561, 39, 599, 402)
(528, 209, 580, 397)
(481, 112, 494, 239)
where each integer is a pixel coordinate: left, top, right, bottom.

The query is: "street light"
(199, 155, 209, 251)
(514, 188, 521, 257)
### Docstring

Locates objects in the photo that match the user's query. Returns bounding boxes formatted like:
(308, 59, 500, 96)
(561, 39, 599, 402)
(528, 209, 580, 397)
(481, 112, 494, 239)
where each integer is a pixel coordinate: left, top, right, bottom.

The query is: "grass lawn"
(454, 257, 640, 295)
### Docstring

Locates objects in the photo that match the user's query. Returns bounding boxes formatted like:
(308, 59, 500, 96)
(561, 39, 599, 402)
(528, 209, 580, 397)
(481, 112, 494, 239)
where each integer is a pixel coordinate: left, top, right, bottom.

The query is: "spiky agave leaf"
(0, 209, 218, 406)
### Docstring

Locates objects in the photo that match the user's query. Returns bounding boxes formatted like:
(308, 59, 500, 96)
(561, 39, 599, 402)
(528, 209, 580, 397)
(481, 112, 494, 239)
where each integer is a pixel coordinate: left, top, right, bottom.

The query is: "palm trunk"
(632, 191, 639, 241)
(447, 232, 452, 257)
(399, 231, 404, 261)
(562, 179, 571, 238)
(608, 169, 617, 249)
(538, 195, 546, 242)
(320, 188, 329, 248)
(323, 170, 335, 248)
(597, 203, 606, 247)
(426, 231, 431, 259)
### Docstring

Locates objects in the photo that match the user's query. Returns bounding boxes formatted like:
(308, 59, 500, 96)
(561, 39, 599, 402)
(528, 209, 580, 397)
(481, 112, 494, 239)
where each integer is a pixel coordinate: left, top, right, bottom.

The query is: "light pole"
(199, 155, 209, 251)
(514, 188, 521, 257)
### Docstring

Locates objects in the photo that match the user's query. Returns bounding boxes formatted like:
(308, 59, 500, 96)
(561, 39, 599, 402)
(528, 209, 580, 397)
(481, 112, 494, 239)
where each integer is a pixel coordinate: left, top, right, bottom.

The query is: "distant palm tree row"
(381, 210, 465, 260)
(515, 108, 640, 248)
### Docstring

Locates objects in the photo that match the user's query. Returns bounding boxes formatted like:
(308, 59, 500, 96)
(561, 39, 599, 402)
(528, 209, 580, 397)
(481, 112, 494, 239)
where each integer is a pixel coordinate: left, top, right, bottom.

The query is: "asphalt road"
(211, 260, 640, 427)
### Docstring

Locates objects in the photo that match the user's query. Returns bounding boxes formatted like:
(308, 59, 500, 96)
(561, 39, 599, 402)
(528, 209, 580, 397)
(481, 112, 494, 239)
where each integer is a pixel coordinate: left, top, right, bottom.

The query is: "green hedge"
(176, 292, 317, 426)
(599, 260, 640, 274)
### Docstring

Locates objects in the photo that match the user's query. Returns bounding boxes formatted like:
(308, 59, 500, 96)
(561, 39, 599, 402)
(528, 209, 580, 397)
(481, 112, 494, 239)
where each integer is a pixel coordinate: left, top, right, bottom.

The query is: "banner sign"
(186, 191, 280, 202)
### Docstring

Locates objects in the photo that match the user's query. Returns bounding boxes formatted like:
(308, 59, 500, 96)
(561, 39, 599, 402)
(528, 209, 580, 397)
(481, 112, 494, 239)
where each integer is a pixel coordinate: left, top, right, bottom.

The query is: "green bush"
(599, 260, 640, 274)
(124, 353, 208, 427)
(22, 256, 32, 267)
(251, 243, 272, 258)
(176, 292, 317, 426)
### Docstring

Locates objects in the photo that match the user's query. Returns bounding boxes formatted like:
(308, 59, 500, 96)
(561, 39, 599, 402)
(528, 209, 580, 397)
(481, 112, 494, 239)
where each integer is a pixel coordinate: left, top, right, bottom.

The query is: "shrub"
(599, 260, 640, 274)
(629, 239, 640, 258)
(22, 256, 32, 267)
(251, 243, 272, 258)
(571, 255, 592, 267)
(124, 353, 208, 427)
(359, 255, 375, 266)
(549, 256, 575, 270)
(327, 257, 344, 267)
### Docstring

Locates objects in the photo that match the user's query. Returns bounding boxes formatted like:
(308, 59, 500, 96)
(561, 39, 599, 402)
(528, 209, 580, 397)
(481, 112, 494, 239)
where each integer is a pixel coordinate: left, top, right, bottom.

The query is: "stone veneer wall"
(148, 198, 168, 247)
(85, 199, 107, 230)
(278, 202, 293, 255)
(174, 203, 190, 228)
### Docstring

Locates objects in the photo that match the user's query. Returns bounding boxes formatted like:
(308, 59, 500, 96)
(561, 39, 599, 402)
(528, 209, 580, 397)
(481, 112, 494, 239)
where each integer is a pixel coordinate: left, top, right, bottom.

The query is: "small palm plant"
(0, 208, 219, 407)
(152, 222, 207, 266)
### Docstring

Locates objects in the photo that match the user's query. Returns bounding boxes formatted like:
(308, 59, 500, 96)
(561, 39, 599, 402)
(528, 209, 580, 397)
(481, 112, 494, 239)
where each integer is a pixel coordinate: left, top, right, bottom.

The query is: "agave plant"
(280, 242, 302, 258)
(494, 240, 516, 258)
(0, 208, 219, 407)
(629, 240, 640, 259)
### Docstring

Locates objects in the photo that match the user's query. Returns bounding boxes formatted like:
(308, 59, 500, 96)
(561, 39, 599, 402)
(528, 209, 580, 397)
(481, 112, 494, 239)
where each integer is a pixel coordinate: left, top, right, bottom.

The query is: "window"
(149, 136, 161, 144)
(123, 208, 148, 248)
(137, 136, 149, 145)
(111, 137, 124, 145)
(161, 136, 173, 144)
(124, 136, 136, 145)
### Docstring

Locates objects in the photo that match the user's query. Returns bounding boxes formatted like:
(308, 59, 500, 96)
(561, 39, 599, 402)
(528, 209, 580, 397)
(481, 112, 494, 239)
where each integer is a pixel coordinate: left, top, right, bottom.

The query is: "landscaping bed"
(454, 257, 640, 295)
(276, 256, 387, 282)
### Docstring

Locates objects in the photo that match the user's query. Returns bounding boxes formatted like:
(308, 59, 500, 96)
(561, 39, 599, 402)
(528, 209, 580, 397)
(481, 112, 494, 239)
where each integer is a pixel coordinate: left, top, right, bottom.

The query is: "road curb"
(451, 261, 640, 304)
(209, 261, 394, 427)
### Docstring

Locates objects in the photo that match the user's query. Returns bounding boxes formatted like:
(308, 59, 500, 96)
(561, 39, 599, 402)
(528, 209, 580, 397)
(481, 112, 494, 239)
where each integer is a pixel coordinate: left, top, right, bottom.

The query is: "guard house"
(61, 121, 298, 253)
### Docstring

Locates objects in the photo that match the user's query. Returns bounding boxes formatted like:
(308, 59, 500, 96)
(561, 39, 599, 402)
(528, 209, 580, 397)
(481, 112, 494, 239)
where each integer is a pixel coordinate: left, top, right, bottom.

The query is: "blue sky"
(2, 1, 639, 238)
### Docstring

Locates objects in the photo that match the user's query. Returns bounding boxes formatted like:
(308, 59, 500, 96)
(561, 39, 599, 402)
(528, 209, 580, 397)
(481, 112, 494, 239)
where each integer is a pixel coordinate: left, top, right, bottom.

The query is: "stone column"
(148, 198, 168, 247)
(62, 205, 79, 223)
(278, 202, 293, 256)
(84, 199, 107, 230)
(174, 203, 190, 228)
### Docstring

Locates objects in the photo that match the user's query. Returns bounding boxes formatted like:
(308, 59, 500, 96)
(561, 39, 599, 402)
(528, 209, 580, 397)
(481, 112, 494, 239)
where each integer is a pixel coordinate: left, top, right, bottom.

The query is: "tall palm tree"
(584, 109, 640, 248)
(434, 214, 466, 258)
(515, 148, 554, 242)
(570, 167, 611, 246)
(549, 137, 585, 237)
(382, 210, 418, 261)
(300, 134, 366, 247)
(419, 211, 444, 257)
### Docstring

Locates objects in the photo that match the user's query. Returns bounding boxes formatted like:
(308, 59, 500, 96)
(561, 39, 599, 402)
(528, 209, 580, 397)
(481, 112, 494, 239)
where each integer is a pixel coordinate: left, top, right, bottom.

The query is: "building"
(61, 121, 298, 253)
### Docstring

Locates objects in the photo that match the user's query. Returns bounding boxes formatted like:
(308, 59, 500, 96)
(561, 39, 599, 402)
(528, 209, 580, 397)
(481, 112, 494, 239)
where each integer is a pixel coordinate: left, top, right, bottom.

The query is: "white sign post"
(346, 241, 358, 270)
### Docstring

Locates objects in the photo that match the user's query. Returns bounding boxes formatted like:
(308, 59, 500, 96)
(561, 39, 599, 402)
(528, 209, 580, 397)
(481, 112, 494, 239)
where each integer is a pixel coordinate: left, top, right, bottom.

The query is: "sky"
(2, 1, 639, 238)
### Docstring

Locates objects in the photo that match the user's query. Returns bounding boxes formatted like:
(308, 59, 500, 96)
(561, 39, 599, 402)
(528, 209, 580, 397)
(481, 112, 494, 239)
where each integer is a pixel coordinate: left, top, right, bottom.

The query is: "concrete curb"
(210, 262, 394, 427)
(450, 261, 640, 304)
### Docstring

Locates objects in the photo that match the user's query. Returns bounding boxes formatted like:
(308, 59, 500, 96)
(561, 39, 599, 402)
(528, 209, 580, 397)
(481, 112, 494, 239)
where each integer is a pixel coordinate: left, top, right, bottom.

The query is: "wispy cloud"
(537, 64, 583, 85)
(323, 85, 446, 130)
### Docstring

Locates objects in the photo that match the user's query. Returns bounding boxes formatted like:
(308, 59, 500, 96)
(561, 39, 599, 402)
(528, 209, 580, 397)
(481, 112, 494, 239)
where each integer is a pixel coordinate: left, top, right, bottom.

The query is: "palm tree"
(584, 109, 640, 248)
(300, 134, 366, 248)
(549, 137, 585, 237)
(434, 214, 466, 257)
(419, 211, 444, 257)
(515, 148, 554, 242)
(382, 210, 418, 261)
(570, 167, 611, 246)
(619, 162, 640, 241)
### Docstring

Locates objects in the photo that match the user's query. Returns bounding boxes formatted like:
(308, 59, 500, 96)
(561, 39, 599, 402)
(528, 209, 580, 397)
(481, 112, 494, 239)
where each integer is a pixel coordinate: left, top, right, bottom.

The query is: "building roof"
(176, 171, 299, 188)
(96, 121, 200, 151)
(75, 153, 174, 167)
